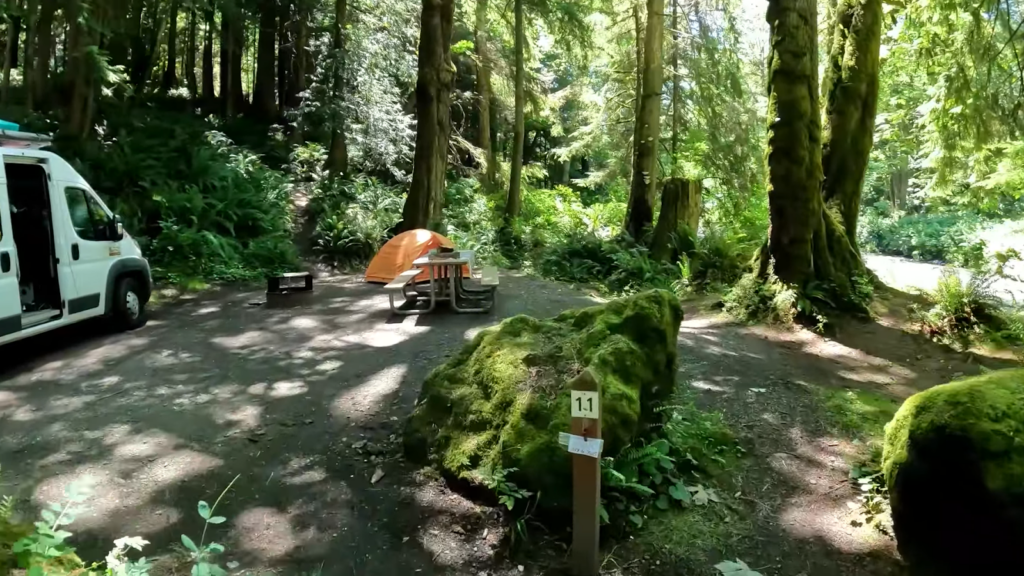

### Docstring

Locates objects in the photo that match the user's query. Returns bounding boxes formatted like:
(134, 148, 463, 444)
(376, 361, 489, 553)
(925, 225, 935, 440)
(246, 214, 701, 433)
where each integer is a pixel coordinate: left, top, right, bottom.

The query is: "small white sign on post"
(567, 434, 604, 459)
(571, 390, 600, 419)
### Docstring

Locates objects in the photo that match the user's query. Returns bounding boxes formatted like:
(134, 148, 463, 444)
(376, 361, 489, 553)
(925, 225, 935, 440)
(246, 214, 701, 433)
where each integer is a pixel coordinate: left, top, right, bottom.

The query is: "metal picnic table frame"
(410, 254, 494, 314)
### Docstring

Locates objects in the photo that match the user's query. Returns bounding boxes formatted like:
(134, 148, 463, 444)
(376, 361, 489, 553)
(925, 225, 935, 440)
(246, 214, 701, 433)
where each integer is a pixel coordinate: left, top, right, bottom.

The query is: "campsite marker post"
(568, 369, 602, 576)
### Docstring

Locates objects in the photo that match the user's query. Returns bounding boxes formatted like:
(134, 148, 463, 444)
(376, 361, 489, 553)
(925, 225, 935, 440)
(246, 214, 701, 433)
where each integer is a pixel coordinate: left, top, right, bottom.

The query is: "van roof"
(0, 129, 52, 151)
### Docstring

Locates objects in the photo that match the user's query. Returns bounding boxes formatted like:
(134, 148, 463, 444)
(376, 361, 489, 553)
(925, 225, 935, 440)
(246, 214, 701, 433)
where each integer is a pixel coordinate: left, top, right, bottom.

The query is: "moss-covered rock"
(404, 290, 683, 514)
(882, 368, 1024, 575)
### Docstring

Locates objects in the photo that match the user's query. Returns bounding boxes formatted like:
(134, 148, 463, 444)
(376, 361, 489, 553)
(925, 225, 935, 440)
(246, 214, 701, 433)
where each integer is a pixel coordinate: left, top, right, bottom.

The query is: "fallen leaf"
(371, 468, 385, 484)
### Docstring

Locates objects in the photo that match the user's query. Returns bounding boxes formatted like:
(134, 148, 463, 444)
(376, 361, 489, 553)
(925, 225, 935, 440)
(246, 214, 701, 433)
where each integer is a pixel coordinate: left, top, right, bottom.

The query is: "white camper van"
(0, 130, 152, 347)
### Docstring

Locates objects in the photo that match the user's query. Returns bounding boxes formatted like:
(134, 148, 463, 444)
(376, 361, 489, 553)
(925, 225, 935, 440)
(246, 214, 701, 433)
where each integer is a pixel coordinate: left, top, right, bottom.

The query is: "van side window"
(65, 187, 112, 241)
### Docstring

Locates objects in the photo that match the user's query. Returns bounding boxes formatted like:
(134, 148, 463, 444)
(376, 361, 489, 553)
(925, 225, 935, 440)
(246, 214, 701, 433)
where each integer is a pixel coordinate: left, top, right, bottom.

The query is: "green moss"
(881, 368, 1024, 574)
(630, 504, 752, 571)
(817, 387, 900, 444)
(404, 290, 684, 514)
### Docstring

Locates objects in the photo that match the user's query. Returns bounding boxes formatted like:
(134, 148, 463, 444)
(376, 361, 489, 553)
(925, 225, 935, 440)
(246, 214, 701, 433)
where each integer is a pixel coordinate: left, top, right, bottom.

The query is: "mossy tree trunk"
(627, 0, 642, 193)
(821, 0, 882, 249)
(625, 0, 663, 240)
(400, 0, 455, 231)
(756, 0, 879, 307)
(652, 178, 701, 261)
(503, 0, 525, 222)
(474, 0, 495, 192)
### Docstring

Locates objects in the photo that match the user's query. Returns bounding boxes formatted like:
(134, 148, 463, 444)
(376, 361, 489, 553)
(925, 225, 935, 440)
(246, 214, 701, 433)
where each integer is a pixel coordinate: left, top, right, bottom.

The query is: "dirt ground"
(0, 275, 1014, 575)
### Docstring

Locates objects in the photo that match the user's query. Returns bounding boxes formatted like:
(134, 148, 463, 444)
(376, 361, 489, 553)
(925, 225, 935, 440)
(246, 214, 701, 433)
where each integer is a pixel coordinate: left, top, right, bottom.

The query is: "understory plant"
(0, 471, 240, 576)
(600, 396, 741, 532)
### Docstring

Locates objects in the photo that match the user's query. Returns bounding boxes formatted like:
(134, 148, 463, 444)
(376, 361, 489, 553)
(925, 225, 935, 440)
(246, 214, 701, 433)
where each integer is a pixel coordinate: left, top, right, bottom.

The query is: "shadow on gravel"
(0, 274, 595, 575)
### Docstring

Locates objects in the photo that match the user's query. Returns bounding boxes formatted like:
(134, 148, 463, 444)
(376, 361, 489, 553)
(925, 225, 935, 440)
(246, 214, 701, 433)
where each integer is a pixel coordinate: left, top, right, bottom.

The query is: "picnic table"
(385, 250, 498, 315)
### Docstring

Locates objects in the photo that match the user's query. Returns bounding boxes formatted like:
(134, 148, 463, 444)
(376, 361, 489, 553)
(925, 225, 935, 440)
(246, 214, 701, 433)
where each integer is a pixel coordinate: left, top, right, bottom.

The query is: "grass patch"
(627, 503, 753, 572)
(816, 387, 901, 445)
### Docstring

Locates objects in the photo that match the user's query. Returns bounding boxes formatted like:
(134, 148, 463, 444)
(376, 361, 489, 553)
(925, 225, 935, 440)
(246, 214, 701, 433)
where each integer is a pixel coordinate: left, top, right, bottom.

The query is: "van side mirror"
(108, 216, 125, 242)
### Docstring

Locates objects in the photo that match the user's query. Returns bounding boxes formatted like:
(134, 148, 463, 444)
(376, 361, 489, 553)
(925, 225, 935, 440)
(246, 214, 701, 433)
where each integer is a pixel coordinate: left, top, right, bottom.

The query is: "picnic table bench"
(386, 252, 498, 315)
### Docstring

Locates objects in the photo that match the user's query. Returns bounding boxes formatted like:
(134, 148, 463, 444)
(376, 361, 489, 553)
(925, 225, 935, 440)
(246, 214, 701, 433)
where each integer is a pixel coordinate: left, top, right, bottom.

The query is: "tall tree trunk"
(625, 0, 664, 239)
(277, 0, 290, 115)
(129, 0, 148, 87)
(185, 7, 198, 98)
(253, 0, 277, 119)
(474, 0, 494, 191)
(325, 0, 349, 176)
(2, 0, 24, 106)
(22, 0, 35, 110)
(65, 0, 91, 138)
(670, 0, 680, 171)
(202, 8, 214, 103)
(630, 0, 643, 172)
(220, 5, 233, 114)
(30, 0, 52, 108)
(756, 0, 878, 306)
(400, 0, 455, 231)
(231, 10, 245, 111)
(287, 0, 307, 143)
(161, 0, 181, 92)
(820, 0, 882, 250)
(652, 178, 701, 261)
(503, 0, 525, 221)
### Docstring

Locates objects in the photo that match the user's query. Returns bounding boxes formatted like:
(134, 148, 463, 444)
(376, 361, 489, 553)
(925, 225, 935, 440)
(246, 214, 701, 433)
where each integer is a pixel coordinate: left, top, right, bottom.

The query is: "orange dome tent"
(365, 229, 468, 284)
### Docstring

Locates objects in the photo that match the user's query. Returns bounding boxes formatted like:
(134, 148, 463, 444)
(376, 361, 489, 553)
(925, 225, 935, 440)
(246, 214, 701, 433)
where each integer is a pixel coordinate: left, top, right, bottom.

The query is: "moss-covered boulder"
(882, 369, 1024, 574)
(404, 289, 683, 514)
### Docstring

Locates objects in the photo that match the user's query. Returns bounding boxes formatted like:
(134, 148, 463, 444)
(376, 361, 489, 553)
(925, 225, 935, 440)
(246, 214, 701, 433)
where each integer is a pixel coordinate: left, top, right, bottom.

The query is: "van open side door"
(0, 179, 22, 339)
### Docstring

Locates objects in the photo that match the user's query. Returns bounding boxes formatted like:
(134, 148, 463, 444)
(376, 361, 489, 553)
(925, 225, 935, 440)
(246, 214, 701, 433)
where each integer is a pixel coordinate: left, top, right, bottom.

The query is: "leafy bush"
(310, 176, 404, 267)
(859, 203, 987, 267)
(1, 470, 240, 576)
(915, 270, 1000, 347)
(601, 395, 741, 531)
(59, 110, 297, 283)
(688, 228, 752, 290)
(723, 271, 800, 325)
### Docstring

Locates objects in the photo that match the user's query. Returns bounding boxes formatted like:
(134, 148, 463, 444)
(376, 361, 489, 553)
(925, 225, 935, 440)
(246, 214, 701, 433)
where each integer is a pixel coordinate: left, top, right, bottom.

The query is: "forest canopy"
(0, 0, 1018, 310)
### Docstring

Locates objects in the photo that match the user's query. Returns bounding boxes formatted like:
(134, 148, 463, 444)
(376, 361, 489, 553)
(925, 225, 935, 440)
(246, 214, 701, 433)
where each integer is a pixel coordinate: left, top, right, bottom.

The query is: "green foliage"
(915, 270, 1001, 348)
(723, 272, 799, 325)
(310, 176, 405, 267)
(859, 204, 986, 267)
(0, 471, 240, 576)
(600, 395, 741, 532)
(58, 109, 297, 284)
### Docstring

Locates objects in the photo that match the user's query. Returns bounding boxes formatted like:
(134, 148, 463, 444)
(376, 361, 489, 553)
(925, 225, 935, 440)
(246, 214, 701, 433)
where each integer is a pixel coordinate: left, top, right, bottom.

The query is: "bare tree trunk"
(652, 178, 701, 261)
(23, 0, 35, 109)
(625, 0, 664, 239)
(202, 8, 214, 103)
(161, 0, 181, 92)
(630, 0, 643, 173)
(400, 0, 455, 231)
(474, 0, 494, 191)
(30, 0, 52, 107)
(287, 0, 307, 144)
(65, 0, 91, 138)
(503, 0, 525, 221)
(325, 0, 349, 176)
(185, 7, 198, 98)
(2, 0, 24, 106)
(253, 0, 277, 119)
(670, 0, 680, 172)
(277, 0, 290, 116)
(231, 10, 245, 112)
(220, 5, 233, 114)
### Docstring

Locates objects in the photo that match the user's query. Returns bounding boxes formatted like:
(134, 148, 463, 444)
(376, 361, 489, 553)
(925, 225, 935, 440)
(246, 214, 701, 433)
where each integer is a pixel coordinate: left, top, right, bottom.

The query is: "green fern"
(0, 465, 13, 522)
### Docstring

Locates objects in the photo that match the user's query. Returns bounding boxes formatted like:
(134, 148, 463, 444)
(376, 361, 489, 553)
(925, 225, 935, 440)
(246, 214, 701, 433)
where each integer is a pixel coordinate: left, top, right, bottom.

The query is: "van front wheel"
(114, 277, 148, 331)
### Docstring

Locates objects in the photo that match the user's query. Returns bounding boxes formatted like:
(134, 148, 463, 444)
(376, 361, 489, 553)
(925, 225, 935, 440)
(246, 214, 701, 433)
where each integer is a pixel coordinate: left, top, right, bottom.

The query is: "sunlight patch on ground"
(234, 506, 319, 560)
(339, 324, 430, 348)
(6, 337, 153, 387)
(212, 330, 275, 350)
(768, 430, 896, 556)
(332, 365, 407, 422)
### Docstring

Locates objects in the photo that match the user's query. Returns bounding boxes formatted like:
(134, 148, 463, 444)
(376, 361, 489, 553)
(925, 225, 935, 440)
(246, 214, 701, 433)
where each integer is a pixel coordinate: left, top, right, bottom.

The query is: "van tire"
(113, 276, 148, 331)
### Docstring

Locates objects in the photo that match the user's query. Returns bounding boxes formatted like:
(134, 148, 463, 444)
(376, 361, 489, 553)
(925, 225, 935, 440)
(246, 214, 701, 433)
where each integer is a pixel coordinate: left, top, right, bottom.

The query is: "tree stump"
(652, 178, 701, 261)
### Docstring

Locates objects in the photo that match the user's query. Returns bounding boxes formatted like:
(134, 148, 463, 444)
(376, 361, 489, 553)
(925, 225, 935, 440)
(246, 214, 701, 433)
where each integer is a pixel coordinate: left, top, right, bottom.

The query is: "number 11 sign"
(571, 390, 600, 419)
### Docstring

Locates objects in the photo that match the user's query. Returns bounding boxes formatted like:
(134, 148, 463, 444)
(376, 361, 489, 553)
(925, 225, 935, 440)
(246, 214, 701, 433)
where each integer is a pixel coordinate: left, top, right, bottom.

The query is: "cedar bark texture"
(401, 0, 455, 230)
(626, 0, 664, 239)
